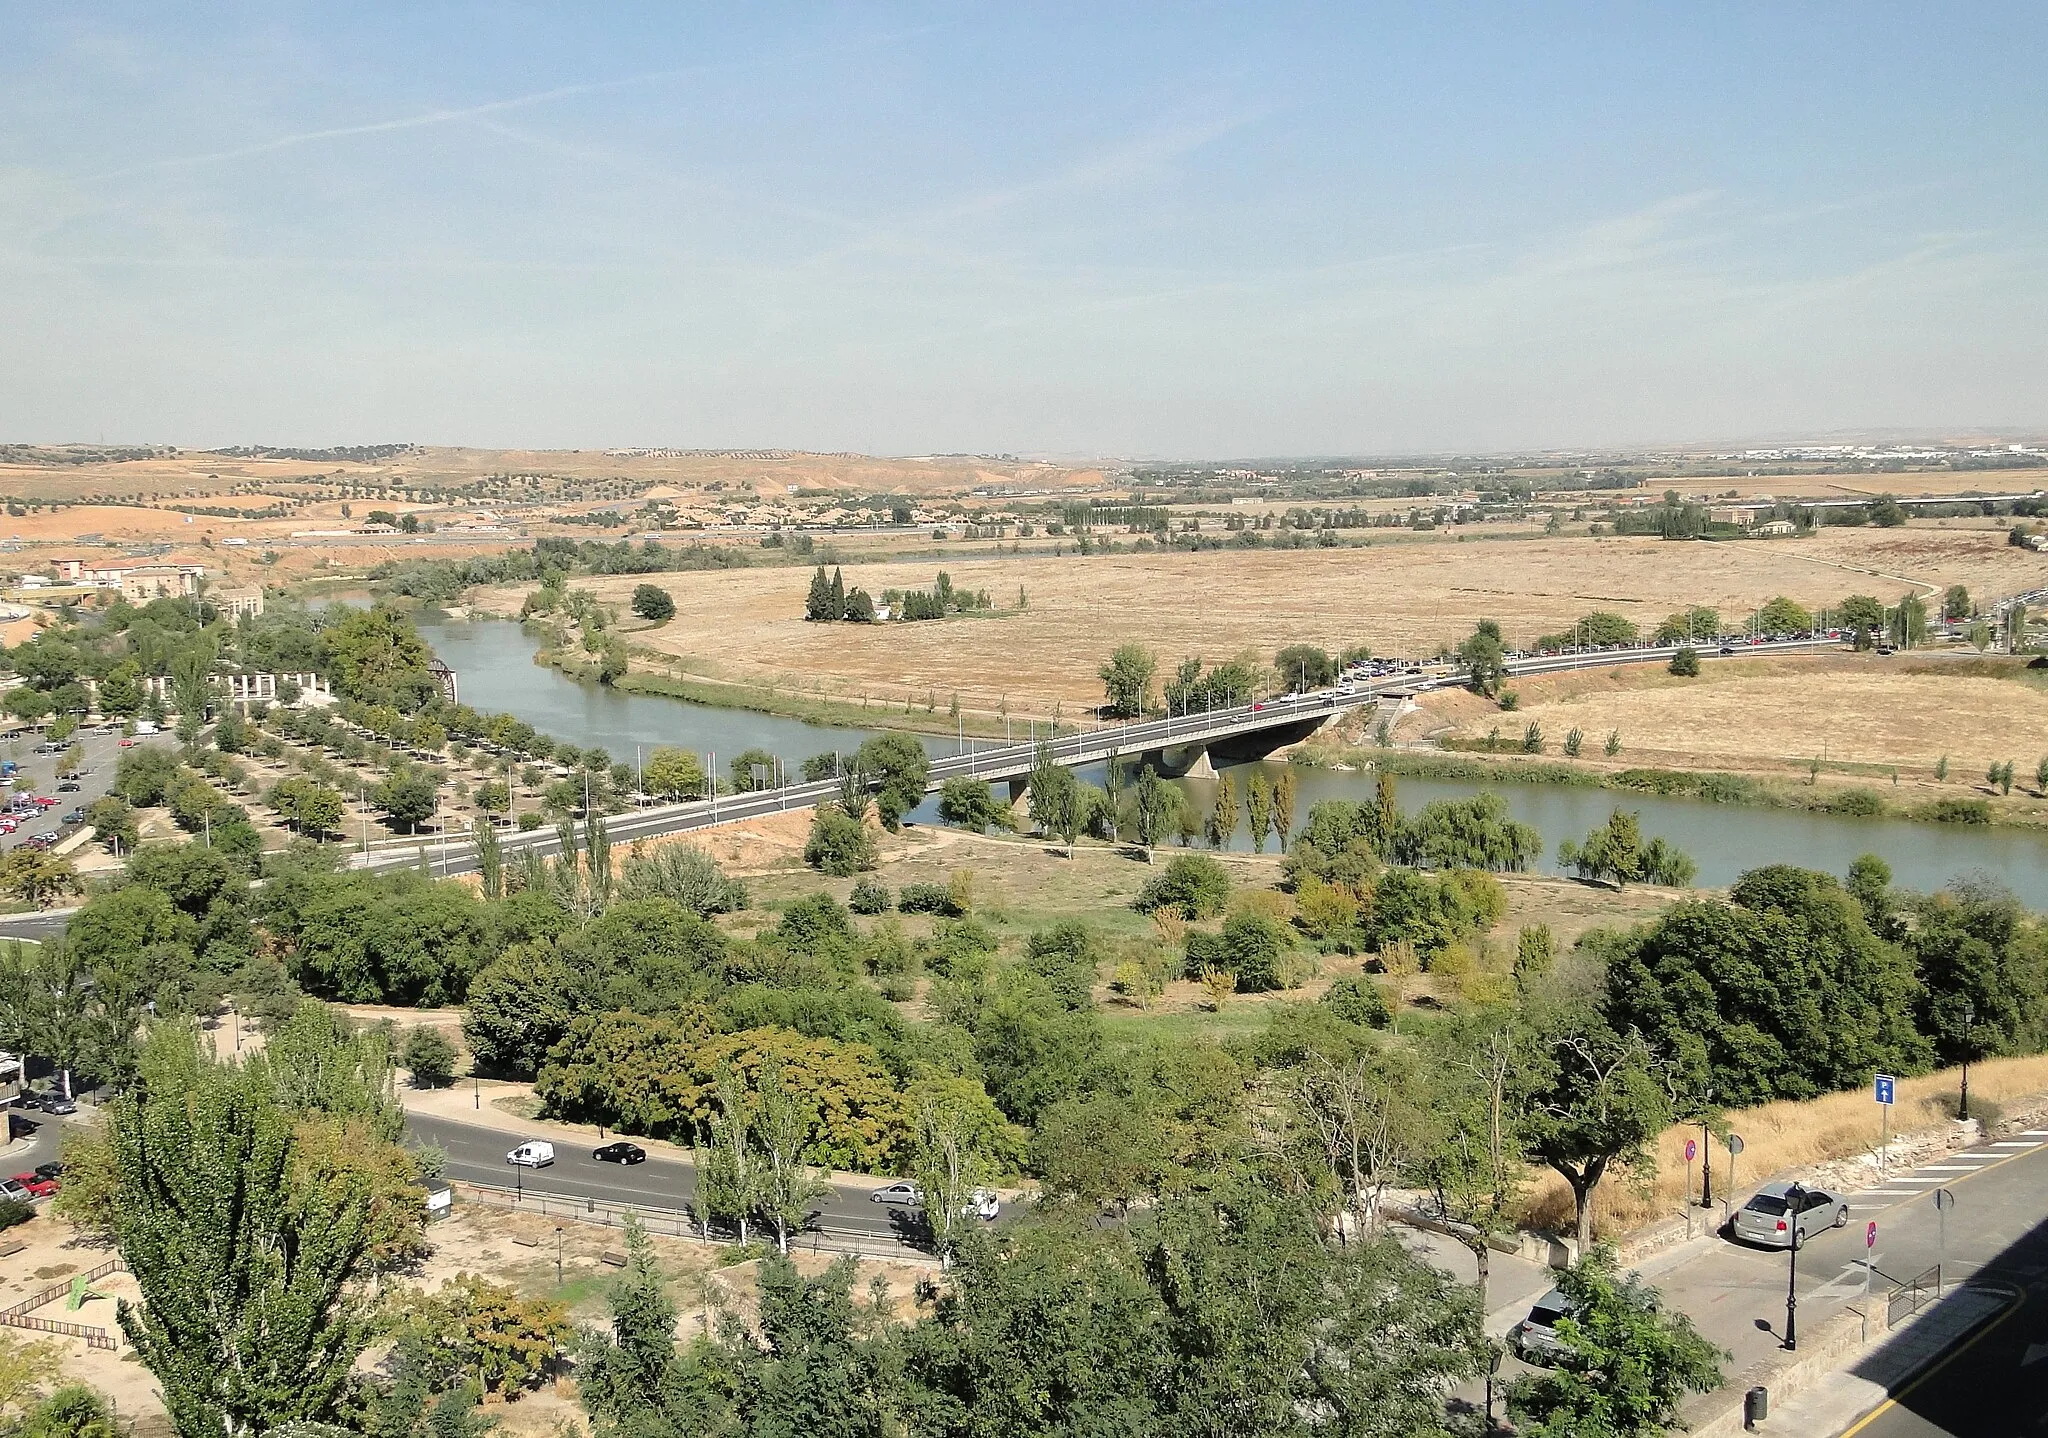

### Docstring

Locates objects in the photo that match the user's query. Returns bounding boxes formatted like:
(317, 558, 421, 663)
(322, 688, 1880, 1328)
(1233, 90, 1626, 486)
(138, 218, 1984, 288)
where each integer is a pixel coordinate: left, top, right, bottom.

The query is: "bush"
(804, 808, 877, 875)
(403, 1025, 458, 1088)
(1924, 798, 1991, 824)
(898, 881, 962, 916)
(1320, 972, 1392, 1028)
(1824, 788, 1886, 817)
(517, 811, 543, 831)
(0, 1198, 32, 1230)
(1134, 852, 1232, 919)
(1669, 645, 1701, 676)
(630, 584, 676, 622)
(849, 877, 892, 914)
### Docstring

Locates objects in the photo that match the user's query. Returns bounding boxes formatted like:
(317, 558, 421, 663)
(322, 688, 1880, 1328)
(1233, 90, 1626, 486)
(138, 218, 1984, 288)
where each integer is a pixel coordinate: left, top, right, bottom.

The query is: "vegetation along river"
(418, 614, 2048, 905)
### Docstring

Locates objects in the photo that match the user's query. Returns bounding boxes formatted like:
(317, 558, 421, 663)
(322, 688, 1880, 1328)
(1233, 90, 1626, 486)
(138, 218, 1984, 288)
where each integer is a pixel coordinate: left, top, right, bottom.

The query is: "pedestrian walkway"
(1842, 1131, 2046, 1212)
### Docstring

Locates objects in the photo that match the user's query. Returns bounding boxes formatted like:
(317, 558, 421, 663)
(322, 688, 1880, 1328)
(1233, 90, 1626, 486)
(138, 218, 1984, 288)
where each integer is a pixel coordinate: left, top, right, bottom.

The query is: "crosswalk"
(1843, 1130, 2047, 1211)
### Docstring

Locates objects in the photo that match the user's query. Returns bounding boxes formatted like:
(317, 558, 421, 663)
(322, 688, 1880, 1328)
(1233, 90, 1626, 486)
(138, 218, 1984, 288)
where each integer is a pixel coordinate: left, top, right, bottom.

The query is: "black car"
(56, 782, 80, 793)
(593, 1141, 646, 1165)
(33, 1161, 63, 1181)
(61, 810, 86, 825)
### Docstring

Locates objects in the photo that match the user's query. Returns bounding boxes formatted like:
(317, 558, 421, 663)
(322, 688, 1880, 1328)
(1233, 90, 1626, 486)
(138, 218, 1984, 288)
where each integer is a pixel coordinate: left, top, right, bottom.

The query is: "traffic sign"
(1866, 1221, 1877, 1249)
(1685, 1139, 1697, 1162)
(1874, 1074, 1896, 1106)
(1727, 1134, 1744, 1156)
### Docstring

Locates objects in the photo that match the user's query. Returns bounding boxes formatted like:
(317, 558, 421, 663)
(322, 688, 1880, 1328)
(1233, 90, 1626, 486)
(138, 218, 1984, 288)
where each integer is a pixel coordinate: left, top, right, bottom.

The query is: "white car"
(870, 1181, 1000, 1220)
(506, 1141, 555, 1168)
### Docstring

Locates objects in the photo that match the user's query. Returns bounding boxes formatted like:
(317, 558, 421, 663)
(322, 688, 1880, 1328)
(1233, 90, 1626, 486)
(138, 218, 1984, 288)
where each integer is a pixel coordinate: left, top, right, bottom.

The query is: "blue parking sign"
(1874, 1074, 1896, 1106)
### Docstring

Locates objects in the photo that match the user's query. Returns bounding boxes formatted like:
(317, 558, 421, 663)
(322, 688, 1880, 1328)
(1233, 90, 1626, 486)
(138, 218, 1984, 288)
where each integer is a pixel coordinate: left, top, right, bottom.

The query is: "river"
(417, 614, 2048, 905)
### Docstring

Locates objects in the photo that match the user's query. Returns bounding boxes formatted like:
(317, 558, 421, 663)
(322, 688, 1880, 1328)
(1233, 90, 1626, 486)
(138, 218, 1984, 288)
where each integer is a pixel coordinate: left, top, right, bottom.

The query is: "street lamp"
(555, 1225, 564, 1285)
(1782, 1181, 1807, 1350)
(1960, 1001, 1975, 1122)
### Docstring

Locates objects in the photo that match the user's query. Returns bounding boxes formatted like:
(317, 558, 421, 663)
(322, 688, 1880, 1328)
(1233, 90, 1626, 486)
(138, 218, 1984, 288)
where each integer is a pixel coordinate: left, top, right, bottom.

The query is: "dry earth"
(486, 526, 2045, 719)
(1411, 652, 2048, 776)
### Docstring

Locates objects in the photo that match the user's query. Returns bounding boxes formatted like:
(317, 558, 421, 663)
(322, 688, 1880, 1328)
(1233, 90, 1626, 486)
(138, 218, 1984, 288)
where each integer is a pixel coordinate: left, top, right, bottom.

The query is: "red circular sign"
(1866, 1222, 1878, 1248)
(1684, 1139, 1697, 1162)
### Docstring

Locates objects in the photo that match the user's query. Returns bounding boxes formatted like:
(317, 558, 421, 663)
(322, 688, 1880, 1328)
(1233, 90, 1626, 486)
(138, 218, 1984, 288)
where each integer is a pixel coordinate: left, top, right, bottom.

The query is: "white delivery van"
(506, 1140, 555, 1168)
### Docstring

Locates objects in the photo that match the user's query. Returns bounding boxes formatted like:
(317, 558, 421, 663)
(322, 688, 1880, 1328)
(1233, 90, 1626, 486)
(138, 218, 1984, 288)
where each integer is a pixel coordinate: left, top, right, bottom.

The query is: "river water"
(417, 614, 2048, 905)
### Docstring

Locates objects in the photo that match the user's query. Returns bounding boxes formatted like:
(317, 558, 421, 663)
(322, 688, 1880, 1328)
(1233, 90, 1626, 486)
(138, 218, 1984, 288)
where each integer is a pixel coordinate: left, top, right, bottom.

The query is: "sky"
(2, 3, 2044, 457)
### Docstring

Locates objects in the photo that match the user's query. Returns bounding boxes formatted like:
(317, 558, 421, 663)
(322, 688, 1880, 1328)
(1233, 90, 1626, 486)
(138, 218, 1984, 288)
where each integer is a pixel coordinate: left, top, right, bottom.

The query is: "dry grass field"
(489, 526, 2043, 720)
(1415, 653, 2048, 777)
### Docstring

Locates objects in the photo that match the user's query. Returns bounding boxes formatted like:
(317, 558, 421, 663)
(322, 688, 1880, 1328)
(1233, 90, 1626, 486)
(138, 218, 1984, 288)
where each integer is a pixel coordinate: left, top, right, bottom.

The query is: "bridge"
(353, 635, 1845, 879)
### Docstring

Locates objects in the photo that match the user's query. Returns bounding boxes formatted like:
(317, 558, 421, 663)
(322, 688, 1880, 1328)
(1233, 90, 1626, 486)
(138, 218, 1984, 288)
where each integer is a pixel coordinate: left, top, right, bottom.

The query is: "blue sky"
(3, 3, 2043, 455)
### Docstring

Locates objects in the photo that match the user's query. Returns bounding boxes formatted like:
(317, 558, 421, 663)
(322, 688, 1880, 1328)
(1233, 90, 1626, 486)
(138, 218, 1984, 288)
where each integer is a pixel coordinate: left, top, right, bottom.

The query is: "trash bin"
(1744, 1386, 1768, 1429)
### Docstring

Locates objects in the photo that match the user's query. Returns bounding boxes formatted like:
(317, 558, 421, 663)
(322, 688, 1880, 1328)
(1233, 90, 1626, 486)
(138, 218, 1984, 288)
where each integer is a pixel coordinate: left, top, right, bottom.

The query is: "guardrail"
(451, 1181, 937, 1266)
(1885, 1263, 1943, 1328)
(0, 1257, 123, 1350)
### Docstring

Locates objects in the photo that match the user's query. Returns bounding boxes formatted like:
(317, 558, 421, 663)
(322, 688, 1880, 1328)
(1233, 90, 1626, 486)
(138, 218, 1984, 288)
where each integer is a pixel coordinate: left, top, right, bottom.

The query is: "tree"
(1097, 644, 1157, 719)
(1273, 644, 1337, 690)
(1990, 758, 2016, 796)
(1557, 809, 1695, 888)
(1518, 1008, 1672, 1253)
(1459, 621, 1506, 696)
(0, 850, 79, 909)
(1869, 492, 1907, 527)
(1271, 766, 1297, 846)
(692, 1066, 762, 1244)
(272, 777, 345, 837)
(1652, 606, 1720, 644)
(804, 566, 837, 622)
(1668, 645, 1700, 676)
(1207, 772, 1239, 848)
(86, 796, 138, 853)
(1509, 1248, 1724, 1437)
(1943, 584, 1972, 622)
(1748, 595, 1810, 635)
(752, 1056, 830, 1254)
(1129, 767, 1181, 856)
(629, 584, 674, 622)
(1888, 592, 1929, 649)
(110, 1025, 379, 1438)
(641, 747, 707, 801)
(1837, 593, 1885, 648)
(853, 733, 929, 831)
(374, 769, 439, 833)
(1245, 773, 1273, 854)
(402, 1026, 457, 1088)
(1025, 743, 1082, 856)
(936, 777, 1012, 834)
(462, 947, 591, 1079)
(728, 747, 780, 793)
(1133, 852, 1231, 919)
(615, 843, 747, 915)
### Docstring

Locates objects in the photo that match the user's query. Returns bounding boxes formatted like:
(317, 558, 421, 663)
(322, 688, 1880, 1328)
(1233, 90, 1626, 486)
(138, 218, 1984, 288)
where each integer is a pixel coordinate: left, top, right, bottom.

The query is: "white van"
(506, 1141, 555, 1168)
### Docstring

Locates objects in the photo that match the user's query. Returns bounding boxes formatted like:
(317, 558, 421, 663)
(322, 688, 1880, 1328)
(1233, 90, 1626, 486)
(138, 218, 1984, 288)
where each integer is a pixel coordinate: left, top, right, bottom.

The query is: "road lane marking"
(1916, 1165, 1982, 1172)
(1838, 1285, 2027, 1438)
(1990, 1141, 2041, 1148)
(1856, 1190, 1919, 1197)
(1889, 1177, 1943, 1183)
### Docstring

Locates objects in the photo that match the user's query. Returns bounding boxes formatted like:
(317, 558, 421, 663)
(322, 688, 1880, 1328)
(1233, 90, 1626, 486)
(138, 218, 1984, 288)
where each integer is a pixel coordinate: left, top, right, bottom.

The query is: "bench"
(600, 1251, 628, 1268)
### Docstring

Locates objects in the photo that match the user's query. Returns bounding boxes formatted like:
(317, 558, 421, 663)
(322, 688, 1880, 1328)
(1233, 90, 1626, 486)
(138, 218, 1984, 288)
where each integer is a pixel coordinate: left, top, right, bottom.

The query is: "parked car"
(61, 810, 85, 826)
(32, 796, 59, 809)
(119, 738, 139, 748)
(35, 1091, 77, 1115)
(1509, 1288, 1580, 1365)
(1729, 1182, 1849, 1248)
(593, 1141, 646, 1165)
(506, 1141, 555, 1168)
(56, 782, 80, 793)
(0, 1177, 31, 1204)
(8, 1171, 57, 1199)
(32, 1161, 63, 1182)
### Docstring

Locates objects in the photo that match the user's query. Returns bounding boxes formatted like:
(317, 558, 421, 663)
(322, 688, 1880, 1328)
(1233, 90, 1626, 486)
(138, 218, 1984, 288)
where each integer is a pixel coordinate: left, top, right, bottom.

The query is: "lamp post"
(555, 1225, 564, 1285)
(1783, 1181, 1807, 1350)
(1960, 1002, 1975, 1122)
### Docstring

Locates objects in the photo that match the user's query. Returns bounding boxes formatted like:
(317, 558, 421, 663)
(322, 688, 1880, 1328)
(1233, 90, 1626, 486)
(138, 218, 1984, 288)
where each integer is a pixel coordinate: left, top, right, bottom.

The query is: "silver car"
(1509, 1288, 1578, 1365)
(1730, 1182, 1849, 1248)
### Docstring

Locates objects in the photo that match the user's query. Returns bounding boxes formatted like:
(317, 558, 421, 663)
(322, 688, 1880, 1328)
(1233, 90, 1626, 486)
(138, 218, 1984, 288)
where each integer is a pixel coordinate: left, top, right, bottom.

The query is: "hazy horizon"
(5, 5, 2044, 456)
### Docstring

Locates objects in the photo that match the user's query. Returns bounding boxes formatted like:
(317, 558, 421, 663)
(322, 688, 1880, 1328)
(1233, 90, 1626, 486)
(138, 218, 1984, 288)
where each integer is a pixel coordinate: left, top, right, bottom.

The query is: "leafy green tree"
(1557, 809, 1694, 888)
(1097, 643, 1158, 718)
(1652, 606, 1720, 644)
(803, 565, 838, 622)
(1888, 592, 1928, 648)
(401, 1025, 457, 1088)
(1868, 492, 1907, 527)
(461, 946, 593, 1079)
(614, 844, 746, 915)
(628, 584, 674, 622)
(1604, 729, 1622, 757)
(1273, 644, 1337, 690)
(1129, 767, 1181, 855)
(110, 1024, 378, 1438)
(1837, 593, 1885, 648)
(1909, 880, 2048, 1069)
(1025, 745, 1082, 856)
(373, 768, 439, 833)
(271, 777, 345, 837)
(1459, 620, 1507, 696)
(1943, 584, 1972, 621)
(1517, 1004, 1672, 1253)
(1668, 645, 1700, 676)
(1509, 1247, 1725, 1437)
(113, 747, 182, 807)
(752, 1056, 831, 1254)
(641, 746, 707, 801)
(854, 733, 929, 831)
(727, 747, 779, 793)
(1753, 595, 1813, 634)
(1207, 772, 1239, 848)
(0, 849, 80, 910)
(86, 796, 139, 853)
(936, 777, 1013, 834)
(1245, 773, 1273, 853)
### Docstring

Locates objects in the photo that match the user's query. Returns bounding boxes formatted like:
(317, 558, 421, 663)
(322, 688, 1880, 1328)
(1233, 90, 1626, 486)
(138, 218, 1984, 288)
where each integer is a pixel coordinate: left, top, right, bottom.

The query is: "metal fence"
(0, 1257, 123, 1350)
(452, 1182, 937, 1266)
(1886, 1264, 1943, 1328)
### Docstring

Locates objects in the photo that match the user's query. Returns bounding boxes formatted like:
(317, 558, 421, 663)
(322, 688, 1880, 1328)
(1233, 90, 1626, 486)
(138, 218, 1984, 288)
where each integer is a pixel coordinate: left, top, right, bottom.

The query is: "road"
(407, 1111, 933, 1250)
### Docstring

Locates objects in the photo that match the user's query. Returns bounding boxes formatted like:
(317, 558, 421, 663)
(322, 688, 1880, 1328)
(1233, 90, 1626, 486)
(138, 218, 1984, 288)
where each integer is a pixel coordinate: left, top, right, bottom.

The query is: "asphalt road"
(407, 1111, 932, 1249)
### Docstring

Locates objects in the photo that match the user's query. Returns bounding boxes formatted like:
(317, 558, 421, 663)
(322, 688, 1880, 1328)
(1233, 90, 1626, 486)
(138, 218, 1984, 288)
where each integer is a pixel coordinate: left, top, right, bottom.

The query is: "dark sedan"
(593, 1141, 646, 1165)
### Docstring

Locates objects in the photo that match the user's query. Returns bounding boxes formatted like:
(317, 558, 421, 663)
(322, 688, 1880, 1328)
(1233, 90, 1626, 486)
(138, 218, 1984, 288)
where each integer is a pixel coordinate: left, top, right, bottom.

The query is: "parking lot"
(0, 724, 155, 856)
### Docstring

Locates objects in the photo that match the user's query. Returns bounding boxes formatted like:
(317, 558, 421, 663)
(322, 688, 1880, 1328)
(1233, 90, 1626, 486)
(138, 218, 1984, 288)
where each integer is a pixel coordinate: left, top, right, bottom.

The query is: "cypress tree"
(804, 566, 832, 622)
(829, 568, 846, 620)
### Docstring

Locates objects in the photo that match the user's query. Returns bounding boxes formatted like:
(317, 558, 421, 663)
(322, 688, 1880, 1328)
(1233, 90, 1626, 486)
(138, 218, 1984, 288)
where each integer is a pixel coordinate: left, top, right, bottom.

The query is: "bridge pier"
(1137, 743, 1215, 779)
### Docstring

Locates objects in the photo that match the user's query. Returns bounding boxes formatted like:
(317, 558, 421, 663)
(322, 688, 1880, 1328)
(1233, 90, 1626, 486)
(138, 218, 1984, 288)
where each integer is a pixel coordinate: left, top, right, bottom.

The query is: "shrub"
(804, 808, 877, 875)
(396, 1273, 573, 1394)
(1824, 788, 1886, 817)
(630, 584, 675, 622)
(1669, 645, 1700, 676)
(517, 811, 543, 831)
(1134, 852, 1231, 919)
(898, 882, 962, 916)
(848, 877, 892, 914)
(1320, 972, 1392, 1028)
(1924, 798, 1991, 824)
(0, 1198, 31, 1231)
(1221, 911, 1290, 992)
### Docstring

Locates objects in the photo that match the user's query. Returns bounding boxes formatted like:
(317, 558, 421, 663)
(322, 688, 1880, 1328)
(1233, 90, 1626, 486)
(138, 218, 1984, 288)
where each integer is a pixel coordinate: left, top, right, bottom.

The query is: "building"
(210, 586, 265, 619)
(1752, 520, 1799, 538)
(119, 565, 202, 601)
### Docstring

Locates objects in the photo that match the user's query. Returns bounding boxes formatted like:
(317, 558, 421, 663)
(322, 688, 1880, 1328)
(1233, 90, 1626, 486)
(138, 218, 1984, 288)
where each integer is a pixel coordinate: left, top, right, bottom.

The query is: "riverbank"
(1296, 737, 2048, 835)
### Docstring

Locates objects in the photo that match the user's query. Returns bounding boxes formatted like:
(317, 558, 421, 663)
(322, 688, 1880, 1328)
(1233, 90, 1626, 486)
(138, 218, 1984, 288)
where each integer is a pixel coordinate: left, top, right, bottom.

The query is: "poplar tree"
(1208, 773, 1239, 849)
(1273, 767, 1298, 847)
(1245, 774, 1273, 854)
